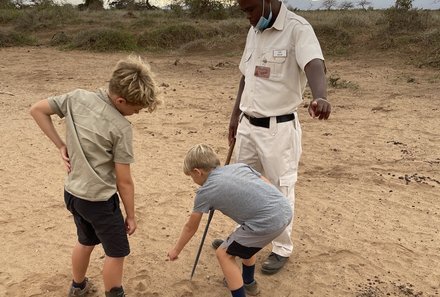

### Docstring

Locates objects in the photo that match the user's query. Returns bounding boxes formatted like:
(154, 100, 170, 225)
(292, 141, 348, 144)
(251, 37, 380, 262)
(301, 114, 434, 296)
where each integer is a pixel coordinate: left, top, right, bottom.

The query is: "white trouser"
(234, 113, 302, 257)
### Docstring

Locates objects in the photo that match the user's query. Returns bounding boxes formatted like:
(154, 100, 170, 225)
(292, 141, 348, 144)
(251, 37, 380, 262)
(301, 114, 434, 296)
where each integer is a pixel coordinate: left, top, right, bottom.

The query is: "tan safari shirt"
(239, 3, 324, 118)
(48, 88, 134, 201)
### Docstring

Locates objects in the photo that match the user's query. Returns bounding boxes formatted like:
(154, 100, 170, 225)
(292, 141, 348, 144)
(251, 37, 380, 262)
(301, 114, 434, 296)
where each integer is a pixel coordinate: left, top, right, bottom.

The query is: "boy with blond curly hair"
(30, 55, 160, 297)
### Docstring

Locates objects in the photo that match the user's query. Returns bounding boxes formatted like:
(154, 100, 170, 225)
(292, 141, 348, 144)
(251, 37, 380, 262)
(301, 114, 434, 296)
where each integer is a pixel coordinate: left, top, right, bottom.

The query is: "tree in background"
(108, 0, 154, 9)
(394, 0, 413, 10)
(339, 1, 354, 9)
(169, 0, 237, 19)
(321, 0, 338, 10)
(356, 0, 371, 10)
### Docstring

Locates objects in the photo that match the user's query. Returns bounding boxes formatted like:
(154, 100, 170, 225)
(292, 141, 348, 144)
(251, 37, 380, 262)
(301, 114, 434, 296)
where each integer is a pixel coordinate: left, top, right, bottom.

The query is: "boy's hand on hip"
(59, 145, 71, 173)
(125, 217, 137, 235)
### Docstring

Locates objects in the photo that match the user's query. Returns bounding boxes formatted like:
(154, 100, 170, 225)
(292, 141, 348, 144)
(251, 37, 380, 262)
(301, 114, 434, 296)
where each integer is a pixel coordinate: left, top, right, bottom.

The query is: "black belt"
(243, 113, 295, 128)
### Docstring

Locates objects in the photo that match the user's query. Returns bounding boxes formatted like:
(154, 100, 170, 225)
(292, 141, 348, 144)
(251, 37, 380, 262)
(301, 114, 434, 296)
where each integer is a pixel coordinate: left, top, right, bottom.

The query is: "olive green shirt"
(48, 88, 134, 201)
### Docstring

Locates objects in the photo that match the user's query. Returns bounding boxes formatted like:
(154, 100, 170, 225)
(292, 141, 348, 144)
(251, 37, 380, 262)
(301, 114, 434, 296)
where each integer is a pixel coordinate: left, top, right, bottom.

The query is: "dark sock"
(72, 279, 86, 290)
(242, 263, 255, 285)
(231, 286, 246, 297)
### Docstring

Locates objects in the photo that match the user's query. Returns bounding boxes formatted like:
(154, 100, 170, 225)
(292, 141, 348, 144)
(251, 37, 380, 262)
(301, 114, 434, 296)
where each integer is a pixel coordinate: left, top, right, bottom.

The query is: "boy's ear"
(193, 168, 202, 176)
(115, 97, 127, 105)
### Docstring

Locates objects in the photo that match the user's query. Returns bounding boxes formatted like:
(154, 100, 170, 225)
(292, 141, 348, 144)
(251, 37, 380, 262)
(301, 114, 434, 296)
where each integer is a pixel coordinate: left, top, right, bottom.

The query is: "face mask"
(255, 1, 272, 31)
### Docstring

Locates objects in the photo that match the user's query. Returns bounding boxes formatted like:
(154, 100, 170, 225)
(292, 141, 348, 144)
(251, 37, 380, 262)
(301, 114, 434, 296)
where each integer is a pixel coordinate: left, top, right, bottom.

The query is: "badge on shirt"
(254, 66, 271, 78)
(273, 50, 287, 57)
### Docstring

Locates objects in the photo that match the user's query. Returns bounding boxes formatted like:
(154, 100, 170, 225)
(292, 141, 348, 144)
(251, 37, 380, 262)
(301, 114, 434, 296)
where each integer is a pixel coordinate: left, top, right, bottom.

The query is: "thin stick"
(190, 139, 236, 280)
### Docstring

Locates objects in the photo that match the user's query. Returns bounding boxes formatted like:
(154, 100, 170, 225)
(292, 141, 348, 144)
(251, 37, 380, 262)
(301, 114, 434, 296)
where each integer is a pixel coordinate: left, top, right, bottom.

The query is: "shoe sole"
(261, 267, 282, 275)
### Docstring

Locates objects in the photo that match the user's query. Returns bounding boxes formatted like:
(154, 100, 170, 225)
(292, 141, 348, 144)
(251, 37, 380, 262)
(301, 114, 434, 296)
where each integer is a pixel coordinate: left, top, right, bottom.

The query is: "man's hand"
(308, 98, 331, 120)
(228, 115, 239, 146)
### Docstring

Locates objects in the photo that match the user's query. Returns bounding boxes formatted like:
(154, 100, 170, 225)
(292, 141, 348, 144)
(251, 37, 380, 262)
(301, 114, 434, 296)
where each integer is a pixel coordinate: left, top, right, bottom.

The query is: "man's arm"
(168, 212, 203, 260)
(115, 162, 136, 235)
(228, 75, 245, 145)
(30, 99, 71, 172)
(304, 59, 331, 120)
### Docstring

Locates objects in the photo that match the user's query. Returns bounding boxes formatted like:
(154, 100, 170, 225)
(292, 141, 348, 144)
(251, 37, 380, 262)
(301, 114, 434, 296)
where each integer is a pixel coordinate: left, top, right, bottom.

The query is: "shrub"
(70, 29, 137, 51)
(0, 31, 36, 47)
(384, 7, 428, 33)
(14, 4, 78, 31)
(0, 8, 22, 24)
(138, 24, 203, 49)
(313, 23, 352, 55)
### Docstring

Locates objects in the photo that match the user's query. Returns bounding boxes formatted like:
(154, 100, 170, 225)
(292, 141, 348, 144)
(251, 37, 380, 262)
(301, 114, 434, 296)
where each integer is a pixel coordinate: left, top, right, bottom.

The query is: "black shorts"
(64, 190, 130, 258)
(226, 241, 262, 259)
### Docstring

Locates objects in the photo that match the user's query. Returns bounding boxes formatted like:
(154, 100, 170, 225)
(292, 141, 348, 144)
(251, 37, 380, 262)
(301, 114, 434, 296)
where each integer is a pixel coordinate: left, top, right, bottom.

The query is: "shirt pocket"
(261, 48, 288, 80)
(241, 48, 255, 77)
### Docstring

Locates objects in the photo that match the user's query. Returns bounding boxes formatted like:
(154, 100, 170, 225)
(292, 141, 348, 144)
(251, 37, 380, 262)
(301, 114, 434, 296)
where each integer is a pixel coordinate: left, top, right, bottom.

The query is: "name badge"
(273, 50, 287, 57)
(254, 66, 270, 78)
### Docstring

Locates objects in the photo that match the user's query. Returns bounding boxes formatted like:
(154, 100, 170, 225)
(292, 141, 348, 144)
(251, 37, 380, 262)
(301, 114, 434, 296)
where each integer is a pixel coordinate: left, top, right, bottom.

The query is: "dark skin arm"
(304, 58, 331, 120)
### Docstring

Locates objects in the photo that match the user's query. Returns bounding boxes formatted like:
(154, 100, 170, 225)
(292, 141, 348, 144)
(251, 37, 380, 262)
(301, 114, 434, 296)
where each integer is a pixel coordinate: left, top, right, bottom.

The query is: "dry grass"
(0, 5, 439, 68)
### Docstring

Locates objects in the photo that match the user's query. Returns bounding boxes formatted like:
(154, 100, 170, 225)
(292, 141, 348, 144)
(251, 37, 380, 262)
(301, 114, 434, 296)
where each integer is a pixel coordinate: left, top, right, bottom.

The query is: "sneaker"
(261, 252, 289, 275)
(211, 239, 224, 250)
(244, 280, 260, 296)
(105, 286, 125, 297)
(67, 278, 90, 297)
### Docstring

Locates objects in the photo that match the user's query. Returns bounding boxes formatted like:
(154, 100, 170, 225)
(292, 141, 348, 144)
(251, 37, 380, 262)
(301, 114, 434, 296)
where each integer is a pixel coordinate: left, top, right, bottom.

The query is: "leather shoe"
(244, 280, 260, 296)
(261, 252, 289, 275)
(211, 239, 224, 249)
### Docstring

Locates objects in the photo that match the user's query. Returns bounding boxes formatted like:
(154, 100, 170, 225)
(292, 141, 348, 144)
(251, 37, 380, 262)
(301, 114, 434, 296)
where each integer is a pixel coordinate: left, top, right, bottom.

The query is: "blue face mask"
(255, 1, 272, 31)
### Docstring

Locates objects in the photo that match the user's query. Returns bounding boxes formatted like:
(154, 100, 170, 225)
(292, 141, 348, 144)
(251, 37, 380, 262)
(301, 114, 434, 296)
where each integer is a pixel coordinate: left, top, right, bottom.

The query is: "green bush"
(384, 8, 428, 33)
(14, 5, 78, 31)
(138, 24, 203, 49)
(0, 8, 22, 24)
(0, 31, 36, 47)
(70, 29, 138, 51)
(313, 23, 352, 55)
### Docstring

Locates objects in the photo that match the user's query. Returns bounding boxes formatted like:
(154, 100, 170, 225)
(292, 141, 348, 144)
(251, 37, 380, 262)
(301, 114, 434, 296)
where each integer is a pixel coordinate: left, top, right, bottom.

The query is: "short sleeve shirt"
(48, 88, 134, 201)
(193, 164, 292, 234)
(239, 3, 324, 117)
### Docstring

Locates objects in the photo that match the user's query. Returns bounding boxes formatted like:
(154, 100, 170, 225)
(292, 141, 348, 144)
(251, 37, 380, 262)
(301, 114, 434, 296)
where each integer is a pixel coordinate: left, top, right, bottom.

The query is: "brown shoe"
(211, 239, 224, 250)
(244, 280, 260, 296)
(67, 278, 91, 297)
(105, 286, 125, 297)
(261, 252, 289, 275)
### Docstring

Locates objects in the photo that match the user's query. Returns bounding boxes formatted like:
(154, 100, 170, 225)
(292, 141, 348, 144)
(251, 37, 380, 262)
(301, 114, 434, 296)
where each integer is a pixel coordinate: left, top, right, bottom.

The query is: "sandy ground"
(0, 47, 439, 297)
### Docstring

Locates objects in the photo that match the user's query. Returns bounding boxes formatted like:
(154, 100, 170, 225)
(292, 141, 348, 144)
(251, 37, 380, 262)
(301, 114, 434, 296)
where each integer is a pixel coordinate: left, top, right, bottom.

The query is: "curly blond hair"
(109, 55, 161, 113)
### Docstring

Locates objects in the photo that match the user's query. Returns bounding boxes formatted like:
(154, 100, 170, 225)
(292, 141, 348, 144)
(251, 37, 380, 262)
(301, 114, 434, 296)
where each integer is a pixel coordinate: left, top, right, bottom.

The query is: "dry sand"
(0, 47, 439, 297)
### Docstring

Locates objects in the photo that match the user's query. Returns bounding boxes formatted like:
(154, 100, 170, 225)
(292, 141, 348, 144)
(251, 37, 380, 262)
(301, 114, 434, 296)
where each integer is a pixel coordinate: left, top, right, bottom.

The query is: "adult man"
(213, 0, 331, 276)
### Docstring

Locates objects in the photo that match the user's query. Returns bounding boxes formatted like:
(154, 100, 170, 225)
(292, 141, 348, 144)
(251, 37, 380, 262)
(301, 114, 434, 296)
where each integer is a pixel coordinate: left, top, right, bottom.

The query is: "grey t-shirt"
(193, 163, 292, 234)
(48, 88, 134, 201)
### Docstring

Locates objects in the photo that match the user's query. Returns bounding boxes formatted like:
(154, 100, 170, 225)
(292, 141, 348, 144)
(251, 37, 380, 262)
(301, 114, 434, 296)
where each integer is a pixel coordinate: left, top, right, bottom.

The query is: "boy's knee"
(216, 247, 233, 261)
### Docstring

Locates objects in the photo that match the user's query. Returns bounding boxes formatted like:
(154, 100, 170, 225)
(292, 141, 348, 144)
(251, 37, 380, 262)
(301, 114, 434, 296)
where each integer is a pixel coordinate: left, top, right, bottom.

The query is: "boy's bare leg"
(216, 248, 243, 290)
(72, 242, 94, 283)
(103, 256, 125, 291)
(242, 255, 256, 267)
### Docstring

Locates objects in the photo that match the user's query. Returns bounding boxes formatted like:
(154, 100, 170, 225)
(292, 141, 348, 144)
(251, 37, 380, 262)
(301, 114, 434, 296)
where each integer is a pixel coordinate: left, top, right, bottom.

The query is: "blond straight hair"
(183, 144, 221, 175)
(109, 55, 161, 112)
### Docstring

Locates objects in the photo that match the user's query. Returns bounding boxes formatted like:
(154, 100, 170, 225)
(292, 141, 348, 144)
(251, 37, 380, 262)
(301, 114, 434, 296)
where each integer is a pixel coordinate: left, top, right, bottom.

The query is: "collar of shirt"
(271, 2, 287, 31)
